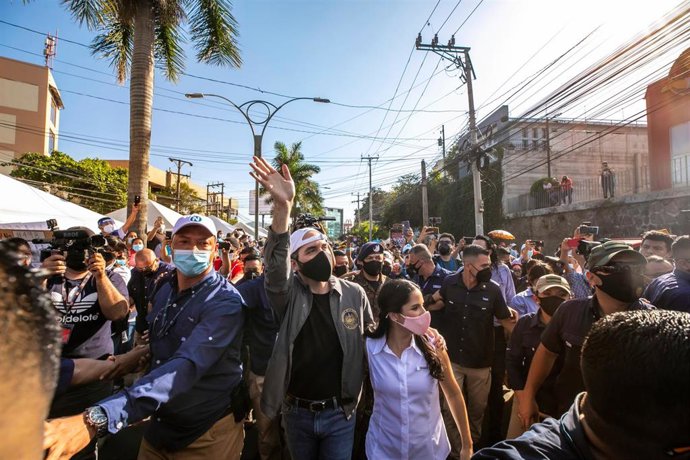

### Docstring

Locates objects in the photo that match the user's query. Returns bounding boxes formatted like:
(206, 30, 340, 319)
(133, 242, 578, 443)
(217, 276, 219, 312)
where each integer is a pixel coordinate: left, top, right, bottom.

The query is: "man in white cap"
(250, 157, 374, 460)
(44, 214, 248, 460)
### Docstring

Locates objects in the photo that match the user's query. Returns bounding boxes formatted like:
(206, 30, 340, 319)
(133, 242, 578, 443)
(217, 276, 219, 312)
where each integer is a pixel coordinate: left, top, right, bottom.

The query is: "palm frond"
(61, 0, 109, 29)
(91, 16, 133, 83)
(186, 0, 242, 67)
(153, 16, 186, 81)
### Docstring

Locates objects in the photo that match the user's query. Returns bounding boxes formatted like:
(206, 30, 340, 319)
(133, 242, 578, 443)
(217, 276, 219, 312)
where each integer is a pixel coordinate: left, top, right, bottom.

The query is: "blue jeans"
(281, 401, 355, 460)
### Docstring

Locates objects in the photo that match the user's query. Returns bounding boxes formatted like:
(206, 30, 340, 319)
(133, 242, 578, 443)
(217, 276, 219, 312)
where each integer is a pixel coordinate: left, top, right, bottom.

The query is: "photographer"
(234, 253, 264, 287)
(41, 227, 129, 420)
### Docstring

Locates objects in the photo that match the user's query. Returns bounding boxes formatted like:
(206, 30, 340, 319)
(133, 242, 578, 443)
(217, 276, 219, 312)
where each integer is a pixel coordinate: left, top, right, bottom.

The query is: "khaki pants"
(137, 413, 244, 460)
(506, 394, 525, 440)
(444, 363, 491, 453)
(248, 371, 284, 460)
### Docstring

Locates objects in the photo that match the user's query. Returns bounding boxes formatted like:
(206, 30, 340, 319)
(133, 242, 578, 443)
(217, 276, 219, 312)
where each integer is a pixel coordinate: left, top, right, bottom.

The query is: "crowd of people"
(1, 156, 689, 460)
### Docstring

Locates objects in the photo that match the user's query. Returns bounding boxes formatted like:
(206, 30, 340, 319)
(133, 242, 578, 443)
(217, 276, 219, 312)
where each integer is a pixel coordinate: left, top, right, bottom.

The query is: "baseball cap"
(586, 241, 646, 270)
(172, 214, 217, 237)
(290, 228, 327, 256)
(534, 274, 571, 296)
(357, 242, 384, 261)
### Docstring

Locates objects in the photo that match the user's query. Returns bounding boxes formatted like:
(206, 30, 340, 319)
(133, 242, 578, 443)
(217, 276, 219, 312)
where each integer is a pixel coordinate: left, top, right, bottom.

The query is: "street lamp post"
(185, 93, 330, 239)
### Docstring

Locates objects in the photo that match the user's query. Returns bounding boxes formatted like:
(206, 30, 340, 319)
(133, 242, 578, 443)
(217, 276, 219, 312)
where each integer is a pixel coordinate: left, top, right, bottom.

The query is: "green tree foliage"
(373, 151, 505, 238)
(356, 187, 389, 224)
(350, 221, 388, 242)
(268, 141, 323, 217)
(153, 182, 205, 214)
(7, 151, 128, 214)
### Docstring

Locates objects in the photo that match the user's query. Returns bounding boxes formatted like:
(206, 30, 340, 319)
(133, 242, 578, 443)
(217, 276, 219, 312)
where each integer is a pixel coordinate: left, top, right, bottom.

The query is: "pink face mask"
(389, 310, 431, 336)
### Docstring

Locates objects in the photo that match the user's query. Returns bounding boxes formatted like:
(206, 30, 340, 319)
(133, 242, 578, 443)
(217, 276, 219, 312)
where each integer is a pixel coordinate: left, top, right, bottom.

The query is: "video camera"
(292, 213, 336, 233)
(35, 229, 108, 262)
(576, 238, 610, 260)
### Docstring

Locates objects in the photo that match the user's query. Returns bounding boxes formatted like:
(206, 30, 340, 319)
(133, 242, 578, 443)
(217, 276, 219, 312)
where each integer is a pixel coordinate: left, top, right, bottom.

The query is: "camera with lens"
(36, 229, 108, 263)
(218, 241, 233, 251)
(576, 239, 610, 260)
(292, 213, 336, 233)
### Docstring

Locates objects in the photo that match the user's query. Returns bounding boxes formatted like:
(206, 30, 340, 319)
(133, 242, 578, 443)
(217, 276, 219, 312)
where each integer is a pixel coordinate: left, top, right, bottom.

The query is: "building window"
(521, 128, 529, 149)
(533, 128, 539, 139)
(50, 98, 57, 126)
(48, 132, 55, 152)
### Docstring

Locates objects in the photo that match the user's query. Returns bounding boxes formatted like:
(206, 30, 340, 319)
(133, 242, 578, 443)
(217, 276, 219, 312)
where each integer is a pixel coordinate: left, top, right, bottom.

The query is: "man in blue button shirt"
(643, 235, 690, 313)
(45, 214, 246, 460)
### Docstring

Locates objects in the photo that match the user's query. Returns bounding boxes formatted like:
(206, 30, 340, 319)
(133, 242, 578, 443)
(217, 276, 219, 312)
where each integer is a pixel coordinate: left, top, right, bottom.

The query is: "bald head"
(135, 248, 157, 270)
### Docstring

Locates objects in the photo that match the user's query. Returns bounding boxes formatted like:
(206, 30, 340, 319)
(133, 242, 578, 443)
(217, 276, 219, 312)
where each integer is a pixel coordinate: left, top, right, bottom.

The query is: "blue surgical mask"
(115, 259, 127, 266)
(173, 249, 212, 277)
(132, 244, 144, 252)
(527, 250, 534, 259)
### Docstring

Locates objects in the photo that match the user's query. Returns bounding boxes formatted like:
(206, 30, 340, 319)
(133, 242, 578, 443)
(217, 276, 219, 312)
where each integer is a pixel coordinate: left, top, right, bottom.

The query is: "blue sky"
(0, 0, 680, 222)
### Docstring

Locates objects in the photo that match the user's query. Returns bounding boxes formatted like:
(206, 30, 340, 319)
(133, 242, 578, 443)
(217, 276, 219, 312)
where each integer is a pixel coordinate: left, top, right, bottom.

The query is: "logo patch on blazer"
(341, 308, 359, 330)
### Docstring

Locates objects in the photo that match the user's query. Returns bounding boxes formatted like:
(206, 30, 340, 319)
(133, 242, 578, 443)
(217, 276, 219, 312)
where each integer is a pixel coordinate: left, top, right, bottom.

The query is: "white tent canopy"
(235, 213, 268, 239)
(108, 200, 182, 230)
(207, 215, 235, 236)
(0, 174, 121, 234)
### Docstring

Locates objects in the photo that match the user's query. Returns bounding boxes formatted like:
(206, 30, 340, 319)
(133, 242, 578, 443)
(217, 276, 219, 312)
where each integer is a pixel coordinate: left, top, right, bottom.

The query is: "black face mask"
(244, 269, 260, 280)
(475, 267, 492, 283)
(538, 296, 565, 316)
(406, 263, 418, 277)
(333, 265, 348, 277)
(438, 242, 452, 256)
(382, 264, 392, 277)
(297, 251, 332, 282)
(65, 251, 88, 271)
(596, 270, 645, 303)
(363, 260, 383, 277)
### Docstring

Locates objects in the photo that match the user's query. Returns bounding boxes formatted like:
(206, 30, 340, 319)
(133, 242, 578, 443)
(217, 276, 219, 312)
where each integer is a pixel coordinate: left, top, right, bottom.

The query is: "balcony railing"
(505, 166, 651, 214)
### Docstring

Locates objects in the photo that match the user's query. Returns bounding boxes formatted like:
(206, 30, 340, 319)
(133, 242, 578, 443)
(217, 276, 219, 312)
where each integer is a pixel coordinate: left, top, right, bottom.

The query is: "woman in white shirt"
(365, 279, 473, 460)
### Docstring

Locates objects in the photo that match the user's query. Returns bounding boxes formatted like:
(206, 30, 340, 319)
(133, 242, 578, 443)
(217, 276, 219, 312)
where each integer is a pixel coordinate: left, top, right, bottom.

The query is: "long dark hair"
(474, 234, 498, 269)
(366, 279, 445, 380)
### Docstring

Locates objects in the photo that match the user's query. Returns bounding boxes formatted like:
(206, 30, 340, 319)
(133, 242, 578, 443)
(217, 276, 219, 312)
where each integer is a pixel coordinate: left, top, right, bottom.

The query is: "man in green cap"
(516, 241, 654, 430)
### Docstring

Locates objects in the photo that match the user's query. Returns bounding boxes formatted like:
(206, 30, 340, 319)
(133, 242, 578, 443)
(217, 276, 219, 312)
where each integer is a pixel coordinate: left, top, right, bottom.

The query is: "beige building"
(0, 56, 63, 175)
(104, 160, 238, 216)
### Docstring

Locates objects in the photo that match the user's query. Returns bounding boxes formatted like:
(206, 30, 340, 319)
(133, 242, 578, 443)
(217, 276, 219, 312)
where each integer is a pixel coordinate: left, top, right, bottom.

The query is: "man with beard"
(343, 242, 388, 319)
(250, 157, 374, 460)
(517, 241, 653, 429)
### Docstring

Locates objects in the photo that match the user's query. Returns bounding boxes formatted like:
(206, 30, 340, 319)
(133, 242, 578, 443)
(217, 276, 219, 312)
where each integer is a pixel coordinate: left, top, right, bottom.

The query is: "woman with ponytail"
(365, 279, 473, 459)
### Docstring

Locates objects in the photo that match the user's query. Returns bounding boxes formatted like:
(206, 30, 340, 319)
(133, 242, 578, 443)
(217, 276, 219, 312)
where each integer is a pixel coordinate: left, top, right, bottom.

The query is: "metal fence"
(671, 155, 690, 187)
(505, 166, 651, 214)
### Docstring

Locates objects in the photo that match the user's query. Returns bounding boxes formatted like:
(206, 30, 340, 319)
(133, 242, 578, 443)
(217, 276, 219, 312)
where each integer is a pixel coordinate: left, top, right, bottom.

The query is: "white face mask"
(103, 224, 115, 234)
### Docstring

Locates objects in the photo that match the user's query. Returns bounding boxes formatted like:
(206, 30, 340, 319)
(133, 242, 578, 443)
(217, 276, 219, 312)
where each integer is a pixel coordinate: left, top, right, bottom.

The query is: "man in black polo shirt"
(431, 244, 517, 448)
(517, 241, 653, 429)
(128, 249, 173, 340)
(475, 310, 690, 460)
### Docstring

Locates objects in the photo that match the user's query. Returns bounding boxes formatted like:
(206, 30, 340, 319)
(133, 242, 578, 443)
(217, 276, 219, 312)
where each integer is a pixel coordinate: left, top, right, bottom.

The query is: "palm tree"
(59, 0, 241, 235)
(270, 141, 323, 217)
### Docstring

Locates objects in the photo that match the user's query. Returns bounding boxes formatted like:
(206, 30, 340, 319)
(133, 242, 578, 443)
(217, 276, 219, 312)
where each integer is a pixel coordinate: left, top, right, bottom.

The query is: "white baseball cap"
(172, 214, 217, 237)
(290, 228, 327, 255)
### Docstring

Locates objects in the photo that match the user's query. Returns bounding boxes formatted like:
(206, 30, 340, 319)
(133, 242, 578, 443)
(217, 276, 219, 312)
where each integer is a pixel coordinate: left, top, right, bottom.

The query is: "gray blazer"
(260, 229, 374, 419)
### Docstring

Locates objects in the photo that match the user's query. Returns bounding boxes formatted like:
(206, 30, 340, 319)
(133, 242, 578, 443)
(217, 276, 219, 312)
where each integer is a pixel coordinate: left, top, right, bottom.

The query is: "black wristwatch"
(83, 406, 109, 438)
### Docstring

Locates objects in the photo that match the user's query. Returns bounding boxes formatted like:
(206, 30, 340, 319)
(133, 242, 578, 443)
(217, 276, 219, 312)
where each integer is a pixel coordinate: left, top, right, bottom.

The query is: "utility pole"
(169, 158, 192, 212)
(421, 160, 429, 226)
(206, 182, 225, 218)
(362, 154, 378, 240)
(438, 125, 446, 161)
(416, 33, 484, 235)
(545, 117, 552, 178)
(351, 192, 362, 225)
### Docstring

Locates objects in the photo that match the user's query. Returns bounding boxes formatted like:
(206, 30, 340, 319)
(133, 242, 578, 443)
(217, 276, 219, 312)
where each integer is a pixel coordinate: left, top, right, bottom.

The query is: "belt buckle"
(308, 400, 327, 412)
